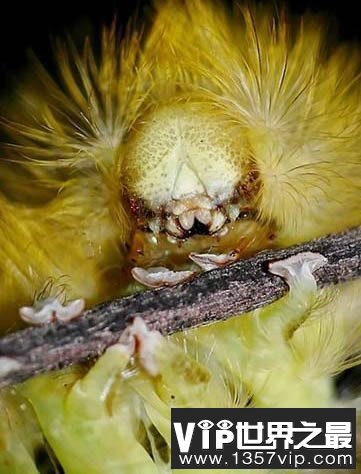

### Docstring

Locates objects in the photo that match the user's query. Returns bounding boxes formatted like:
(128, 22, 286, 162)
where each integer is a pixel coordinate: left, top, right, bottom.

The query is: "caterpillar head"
(122, 102, 275, 266)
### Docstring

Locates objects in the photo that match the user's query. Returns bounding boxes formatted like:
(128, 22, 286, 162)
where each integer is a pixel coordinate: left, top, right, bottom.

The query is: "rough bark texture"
(0, 226, 360, 388)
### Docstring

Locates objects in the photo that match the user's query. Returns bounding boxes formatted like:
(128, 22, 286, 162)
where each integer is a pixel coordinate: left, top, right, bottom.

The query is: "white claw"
(119, 317, 162, 376)
(269, 252, 328, 291)
(19, 297, 85, 326)
(179, 211, 195, 230)
(190, 251, 239, 271)
(209, 211, 226, 233)
(131, 266, 195, 288)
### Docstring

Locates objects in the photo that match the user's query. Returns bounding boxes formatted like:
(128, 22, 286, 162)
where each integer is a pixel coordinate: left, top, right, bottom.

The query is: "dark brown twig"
(0, 226, 360, 388)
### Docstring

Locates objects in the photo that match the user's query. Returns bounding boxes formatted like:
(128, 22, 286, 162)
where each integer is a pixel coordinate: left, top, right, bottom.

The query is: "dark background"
(0, 0, 359, 92)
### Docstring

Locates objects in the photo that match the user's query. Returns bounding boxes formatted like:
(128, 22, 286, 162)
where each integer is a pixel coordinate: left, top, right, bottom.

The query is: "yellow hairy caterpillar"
(0, 0, 360, 473)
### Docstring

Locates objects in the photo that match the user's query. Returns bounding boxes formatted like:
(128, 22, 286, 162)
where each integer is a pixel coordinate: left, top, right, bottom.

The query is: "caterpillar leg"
(124, 318, 240, 472)
(19, 319, 234, 473)
(269, 252, 327, 295)
(245, 252, 331, 406)
(15, 317, 254, 474)
(266, 252, 328, 340)
(189, 250, 239, 271)
(175, 251, 332, 408)
(19, 297, 85, 326)
(131, 249, 240, 287)
(131, 266, 196, 288)
(21, 342, 159, 474)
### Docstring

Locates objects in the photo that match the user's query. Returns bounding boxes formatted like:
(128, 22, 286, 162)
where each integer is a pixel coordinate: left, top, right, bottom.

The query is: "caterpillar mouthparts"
(139, 193, 255, 240)
(127, 188, 273, 288)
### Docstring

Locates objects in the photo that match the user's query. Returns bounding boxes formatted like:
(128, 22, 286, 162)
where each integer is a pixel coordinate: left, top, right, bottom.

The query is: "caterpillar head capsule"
(123, 103, 275, 268)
